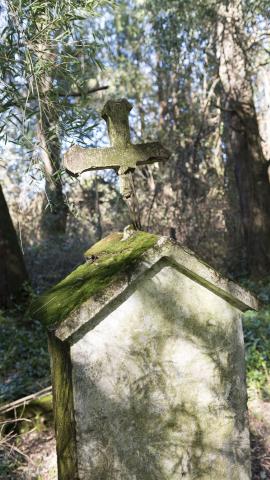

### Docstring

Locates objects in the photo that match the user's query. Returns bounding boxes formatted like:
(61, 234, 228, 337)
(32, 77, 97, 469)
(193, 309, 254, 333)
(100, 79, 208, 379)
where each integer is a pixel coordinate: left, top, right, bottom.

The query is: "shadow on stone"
(69, 263, 250, 479)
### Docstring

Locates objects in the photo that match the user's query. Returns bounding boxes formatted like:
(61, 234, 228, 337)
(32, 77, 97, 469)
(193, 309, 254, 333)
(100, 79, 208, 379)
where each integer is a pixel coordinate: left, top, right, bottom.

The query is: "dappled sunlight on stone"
(70, 263, 251, 479)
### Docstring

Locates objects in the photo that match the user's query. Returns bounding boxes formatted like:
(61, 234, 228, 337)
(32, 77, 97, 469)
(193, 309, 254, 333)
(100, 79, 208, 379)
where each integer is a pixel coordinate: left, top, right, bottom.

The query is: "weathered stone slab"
(71, 267, 250, 479)
(63, 142, 170, 175)
(32, 230, 258, 480)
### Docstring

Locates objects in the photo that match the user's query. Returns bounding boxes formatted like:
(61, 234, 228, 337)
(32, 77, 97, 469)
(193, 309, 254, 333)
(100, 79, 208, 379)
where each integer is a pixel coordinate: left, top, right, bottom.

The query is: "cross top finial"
(101, 98, 133, 149)
(101, 98, 132, 119)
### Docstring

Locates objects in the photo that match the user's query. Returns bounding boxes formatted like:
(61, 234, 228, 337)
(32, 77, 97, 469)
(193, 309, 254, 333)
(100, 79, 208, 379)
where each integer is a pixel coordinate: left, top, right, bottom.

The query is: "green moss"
(15, 394, 53, 433)
(30, 231, 158, 328)
(84, 232, 125, 258)
(30, 393, 53, 412)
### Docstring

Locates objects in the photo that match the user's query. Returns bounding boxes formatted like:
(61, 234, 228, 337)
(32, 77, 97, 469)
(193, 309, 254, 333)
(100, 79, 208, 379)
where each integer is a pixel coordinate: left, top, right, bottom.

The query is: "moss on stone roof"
(30, 231, 158, 329)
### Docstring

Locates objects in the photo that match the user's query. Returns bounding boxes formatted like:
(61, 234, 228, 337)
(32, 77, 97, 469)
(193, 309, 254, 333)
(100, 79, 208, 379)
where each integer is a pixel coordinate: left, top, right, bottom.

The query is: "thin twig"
(0, 386, 52, 415)
(59, 85, 109, 97)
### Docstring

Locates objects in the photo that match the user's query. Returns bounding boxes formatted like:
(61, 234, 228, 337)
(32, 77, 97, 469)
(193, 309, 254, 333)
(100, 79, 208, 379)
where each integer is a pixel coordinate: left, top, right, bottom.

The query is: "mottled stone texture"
(63, 99, 170, 198)
(37, 231, 258, 480)
(64, 98, 170, 176)
(70, 265, 250, 480)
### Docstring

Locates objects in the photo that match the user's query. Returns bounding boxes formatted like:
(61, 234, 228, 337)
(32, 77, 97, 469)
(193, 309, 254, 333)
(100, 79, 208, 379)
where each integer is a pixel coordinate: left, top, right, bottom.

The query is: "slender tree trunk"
(256, 65, 270, 162)
(94, 175, 102, 241)
(218, 0, 270, 276)
(37, 46, 68, 236)
(0, 185, 29, 307)
(38, 117, 68, 236)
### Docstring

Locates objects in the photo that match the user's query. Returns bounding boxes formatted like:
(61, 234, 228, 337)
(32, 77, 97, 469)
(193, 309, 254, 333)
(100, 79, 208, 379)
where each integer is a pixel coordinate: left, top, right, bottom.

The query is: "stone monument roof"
(31, 230, 258, 342)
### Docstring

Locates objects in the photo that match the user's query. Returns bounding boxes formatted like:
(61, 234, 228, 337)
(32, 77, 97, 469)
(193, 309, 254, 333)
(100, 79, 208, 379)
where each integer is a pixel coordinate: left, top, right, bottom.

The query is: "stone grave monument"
(33, 229, 258, 480)
(32, 99, 258, 479)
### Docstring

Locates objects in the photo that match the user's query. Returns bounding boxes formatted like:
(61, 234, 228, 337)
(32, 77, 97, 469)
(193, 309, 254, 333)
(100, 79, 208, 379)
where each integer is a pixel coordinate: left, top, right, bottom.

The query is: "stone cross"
(63, 98, 170, 200)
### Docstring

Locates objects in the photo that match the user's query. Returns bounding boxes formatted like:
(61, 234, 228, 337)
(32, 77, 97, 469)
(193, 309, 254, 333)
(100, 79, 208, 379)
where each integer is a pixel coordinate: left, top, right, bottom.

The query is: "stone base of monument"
(32, 230, 258, 480)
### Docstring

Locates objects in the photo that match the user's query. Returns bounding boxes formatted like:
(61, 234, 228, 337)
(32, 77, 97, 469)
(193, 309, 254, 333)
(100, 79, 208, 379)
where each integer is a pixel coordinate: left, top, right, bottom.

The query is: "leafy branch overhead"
(0, 0, 111, 145)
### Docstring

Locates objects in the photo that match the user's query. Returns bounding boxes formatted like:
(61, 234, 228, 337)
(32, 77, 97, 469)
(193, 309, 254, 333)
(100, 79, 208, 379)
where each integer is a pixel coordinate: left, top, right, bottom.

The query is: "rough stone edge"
(156, 237, 259, 311)
(48, 333, 78, 480)
(54, 238, 258, 342)
(55, 276, 130, 341)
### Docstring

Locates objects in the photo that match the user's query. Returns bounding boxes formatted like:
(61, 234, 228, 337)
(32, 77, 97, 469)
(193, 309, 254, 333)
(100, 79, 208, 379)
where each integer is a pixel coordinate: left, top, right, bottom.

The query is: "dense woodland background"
(0, 1, 270, 478)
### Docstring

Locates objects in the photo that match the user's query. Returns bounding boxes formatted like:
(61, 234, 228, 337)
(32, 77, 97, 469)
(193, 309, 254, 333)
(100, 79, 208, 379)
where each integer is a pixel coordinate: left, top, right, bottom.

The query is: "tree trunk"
(38, 117, 68, 236)
(255, 65, 270, 162)
(218, 0, 270, 277)
(37, 46, 68, 236)
(0, 185, 29, 307)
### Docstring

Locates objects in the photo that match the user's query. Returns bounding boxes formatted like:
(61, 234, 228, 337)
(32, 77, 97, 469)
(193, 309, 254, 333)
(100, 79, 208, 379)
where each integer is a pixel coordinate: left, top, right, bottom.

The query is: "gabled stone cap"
(31, 230, 258, 342)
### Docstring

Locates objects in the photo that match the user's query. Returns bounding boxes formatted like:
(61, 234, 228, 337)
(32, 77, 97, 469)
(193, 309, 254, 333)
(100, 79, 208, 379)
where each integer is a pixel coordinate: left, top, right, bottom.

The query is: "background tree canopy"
(0, 0, 269, 271)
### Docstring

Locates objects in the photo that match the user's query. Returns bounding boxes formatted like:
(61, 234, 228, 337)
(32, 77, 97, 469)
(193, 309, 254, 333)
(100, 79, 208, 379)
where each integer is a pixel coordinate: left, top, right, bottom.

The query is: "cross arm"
(63, 142, 170, 175)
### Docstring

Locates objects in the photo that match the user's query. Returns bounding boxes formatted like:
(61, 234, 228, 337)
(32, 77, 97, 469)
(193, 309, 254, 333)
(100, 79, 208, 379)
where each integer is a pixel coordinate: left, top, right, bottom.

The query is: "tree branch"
(60, 85, 109, 97)
(1, 86, 109, 111)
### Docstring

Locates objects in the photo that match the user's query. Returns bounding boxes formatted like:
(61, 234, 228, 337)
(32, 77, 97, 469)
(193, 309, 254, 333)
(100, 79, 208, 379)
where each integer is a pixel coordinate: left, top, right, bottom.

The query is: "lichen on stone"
(30, 231, 158, 329)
